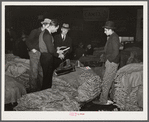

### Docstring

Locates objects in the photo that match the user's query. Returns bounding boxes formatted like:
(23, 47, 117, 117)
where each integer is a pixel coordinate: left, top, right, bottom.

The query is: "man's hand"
(57, 46, 70, 55)
(100, 54, 105, 62)
(58, 54, 64, 60)
(57, 50, 64, 55)
(31, 49, 37, 53)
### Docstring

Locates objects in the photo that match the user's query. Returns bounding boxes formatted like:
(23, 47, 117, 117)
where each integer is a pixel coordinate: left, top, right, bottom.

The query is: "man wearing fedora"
(26, 18, 51, 91)
(53, 23, 72, 69)
(93, 21, 121, 105)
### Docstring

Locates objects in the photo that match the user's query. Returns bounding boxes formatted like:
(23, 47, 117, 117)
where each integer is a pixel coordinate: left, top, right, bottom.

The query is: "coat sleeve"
(106, 36, 120, 62)
(43, 32, 58, 57)
(25, 29, 36, 50)
(68, 38, 72, 53)
(53, 35, 60, 49)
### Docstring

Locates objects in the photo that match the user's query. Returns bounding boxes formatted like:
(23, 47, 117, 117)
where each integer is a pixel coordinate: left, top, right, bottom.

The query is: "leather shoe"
(92, 100, 113, 105)
(92, 100, 107, 105)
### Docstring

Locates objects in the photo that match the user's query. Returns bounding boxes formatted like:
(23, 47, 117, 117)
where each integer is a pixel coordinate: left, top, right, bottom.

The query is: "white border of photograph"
(1, 1, 148, 121)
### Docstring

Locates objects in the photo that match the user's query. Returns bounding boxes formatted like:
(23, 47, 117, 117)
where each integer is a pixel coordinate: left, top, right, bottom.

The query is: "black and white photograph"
(1, 1, 148, 121)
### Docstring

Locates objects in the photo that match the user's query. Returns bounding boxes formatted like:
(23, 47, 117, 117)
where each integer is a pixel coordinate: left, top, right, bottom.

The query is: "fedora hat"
(102, 21, 116, 29)
(41, 18, 51, 24)
(61, 23, 70, 30)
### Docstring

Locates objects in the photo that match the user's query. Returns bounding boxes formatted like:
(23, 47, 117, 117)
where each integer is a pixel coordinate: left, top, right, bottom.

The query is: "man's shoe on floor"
(92, 100, 113, 105)
(92, 100, 107, 105)
(107, 100, 114, 105)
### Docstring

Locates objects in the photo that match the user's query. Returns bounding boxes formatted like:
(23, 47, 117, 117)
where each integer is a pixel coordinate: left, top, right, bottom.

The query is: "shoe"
(92, 100, 113, 105)
(107, 100, 113, 105)
(92, 100, 107, 105)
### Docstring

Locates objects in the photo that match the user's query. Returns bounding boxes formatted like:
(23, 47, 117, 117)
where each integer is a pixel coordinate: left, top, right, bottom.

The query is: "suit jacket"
(104, 32, 120, 63)
(26, 27, 42, 51)
(54, 34, 72, 54)
(39, 29, 58, 57)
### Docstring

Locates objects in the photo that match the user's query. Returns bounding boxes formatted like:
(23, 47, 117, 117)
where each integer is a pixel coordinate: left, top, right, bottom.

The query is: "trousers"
(40, 53, 54, 90)
(100, 60, 119, 103)
(29, 50, 43, 90)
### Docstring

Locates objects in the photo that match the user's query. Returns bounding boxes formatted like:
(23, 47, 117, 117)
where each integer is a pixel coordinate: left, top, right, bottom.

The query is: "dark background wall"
(5, 6, 143, 47)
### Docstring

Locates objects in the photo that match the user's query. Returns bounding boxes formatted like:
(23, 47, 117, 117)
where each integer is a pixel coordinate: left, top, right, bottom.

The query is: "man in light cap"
(93, 21, 121, 105)
(26, 18, 51, 92)
(53, 23, 72, 69)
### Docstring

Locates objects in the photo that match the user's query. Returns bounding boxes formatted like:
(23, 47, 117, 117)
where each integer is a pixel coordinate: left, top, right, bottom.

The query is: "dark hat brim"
(102, 26, 116, 29)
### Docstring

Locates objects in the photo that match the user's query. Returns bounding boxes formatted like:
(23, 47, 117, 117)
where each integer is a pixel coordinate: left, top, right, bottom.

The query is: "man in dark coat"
(39, 19, 63, 90)
(53, 23, 72, 69)
(93, 21, 121, 105)
(25, 18, 50, 91)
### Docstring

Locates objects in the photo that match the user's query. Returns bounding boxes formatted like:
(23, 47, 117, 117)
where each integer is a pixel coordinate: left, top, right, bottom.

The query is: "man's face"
(61, 28, 69, 35)
(42, 23, 50, 29)
(50, 25, 59, 33)
(104, 28, 111, 36)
